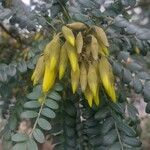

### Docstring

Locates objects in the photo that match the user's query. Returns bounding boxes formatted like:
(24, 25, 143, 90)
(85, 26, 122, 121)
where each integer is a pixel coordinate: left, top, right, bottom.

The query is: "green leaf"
(65, 137, 76, 148)
(51, 3, 61, 18)
(12, 143, 26, 150)
(118, 52, 129, 62)
(21, 111, 38, 119)
(101, 117, 114, 134)
(122, 135, 142, 147)
(6, 64, 16, 76)
(146, 102, 150, 114)
(64, 116, 76, 127)
(27, 59, 35, 69)
(90, 134, 102, 146)
(109, 142, 121, 150)
(9, 116, 17, 130)
(137, 72, 150, 80)
(116, 120, 136, 137)
(144, 89, 150, 102)
(33, 128, 45, 143)
(127, 104, 139, 121)
(95, 146, 106, 150)
(65, 126, 75, 137)
(126, 62, 142, 72)
(78, 0, 96, 8)
(95, 107, 110, 121)
(85, 125, 102, 135)
(84, 118, 97, 127)
(110, 103, 125, 115)
(38, 40, 47, 50)
(48, 91, 61, 101)
(123, 68, 132, 84)
(144, 81, 150, 88)
(33, 85, 42, 93)
(3, 130, 11, 140)
(121, 0, 136, 7)
(45, 99, 59, 109)
(0, 63, 7, 71)
(73, 13, 90, 23)
(27, 138, 38, 150)
(0, 70, 7, 82)
(102, 129, 118, 145)
(112, 112, 122, 122)
(38, 118, 51, 130)
(91, 9, 102, 17)
(27, 91, 41, 100)
(130, 77, 142, 94)
(17, 60, 27, 73)
(143, 81, 150, 102)
(64, 103, 76, 117)
(54, 83, 63, 91)
(104, 9, 118, 17)
(24, 101, 40, 109)
(118, 86, 127, 103)
(11, 133, 28, 142)
(128, 0, 136, 7)
(112, 62, 122, 76)
(41, 108, 56, 118)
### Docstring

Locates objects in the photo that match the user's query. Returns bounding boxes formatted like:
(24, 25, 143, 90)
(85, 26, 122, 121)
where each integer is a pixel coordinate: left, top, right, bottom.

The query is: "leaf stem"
(45, 19, 57, 32)
(115, 122, 124, 150)
(57, 0, 71, 21)
(29, 96, 46, 137)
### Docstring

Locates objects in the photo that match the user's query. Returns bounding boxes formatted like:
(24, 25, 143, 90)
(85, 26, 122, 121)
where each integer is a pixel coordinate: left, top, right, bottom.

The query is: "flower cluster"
(31, 22, 116, 106)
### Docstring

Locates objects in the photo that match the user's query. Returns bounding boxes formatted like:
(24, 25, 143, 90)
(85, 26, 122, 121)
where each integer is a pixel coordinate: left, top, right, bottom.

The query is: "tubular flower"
(31, 22, 116, 106)
(59, 43, 68, 80)
(31, 55, 45, 85)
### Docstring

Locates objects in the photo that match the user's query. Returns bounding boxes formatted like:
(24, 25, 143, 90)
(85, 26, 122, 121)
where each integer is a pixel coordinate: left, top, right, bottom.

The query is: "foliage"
(0, 0, 150, 149)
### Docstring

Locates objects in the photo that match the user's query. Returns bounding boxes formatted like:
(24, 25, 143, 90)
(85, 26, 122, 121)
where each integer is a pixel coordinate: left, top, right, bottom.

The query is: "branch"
(0, 23, 22, 48)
